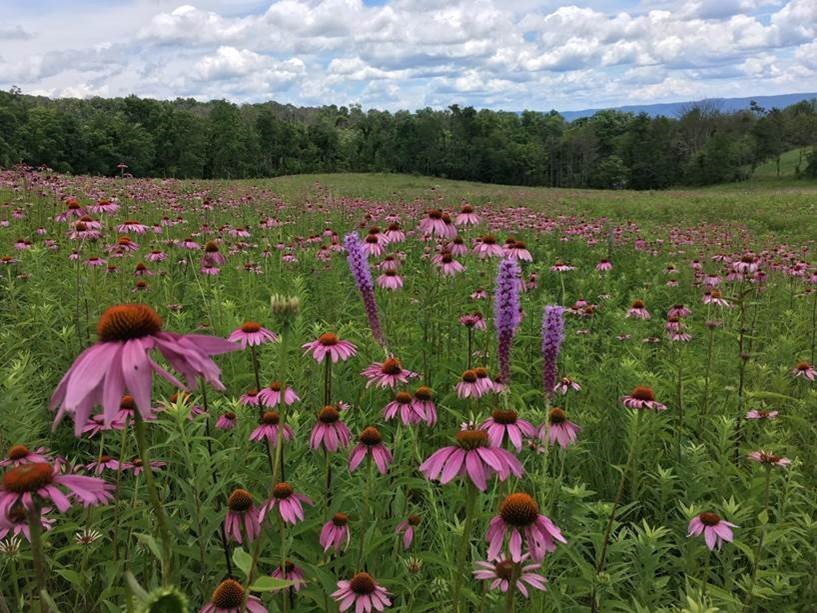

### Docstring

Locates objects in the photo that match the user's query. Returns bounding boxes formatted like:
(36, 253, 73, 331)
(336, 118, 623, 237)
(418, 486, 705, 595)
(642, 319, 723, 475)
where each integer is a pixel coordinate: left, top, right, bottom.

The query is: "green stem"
(453, 482, 479, 612)
(133, 411, 172, 584)
(27, 507, 48, 613)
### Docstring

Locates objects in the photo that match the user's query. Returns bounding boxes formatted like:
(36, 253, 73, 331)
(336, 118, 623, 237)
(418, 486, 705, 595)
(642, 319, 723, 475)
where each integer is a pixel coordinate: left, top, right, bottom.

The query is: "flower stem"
(133, 411, 172, 584)
(27, 506, 48, 613)
(453, 482, 478, 612)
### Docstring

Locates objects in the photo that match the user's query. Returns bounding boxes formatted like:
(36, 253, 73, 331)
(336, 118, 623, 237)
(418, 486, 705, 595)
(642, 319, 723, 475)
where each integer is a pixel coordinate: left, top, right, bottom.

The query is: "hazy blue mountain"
(557, 92, 817, 121)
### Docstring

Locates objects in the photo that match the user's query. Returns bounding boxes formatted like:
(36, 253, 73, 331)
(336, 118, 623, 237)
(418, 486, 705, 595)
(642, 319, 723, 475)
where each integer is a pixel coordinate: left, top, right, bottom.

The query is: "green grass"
(752, 148, 811, 179)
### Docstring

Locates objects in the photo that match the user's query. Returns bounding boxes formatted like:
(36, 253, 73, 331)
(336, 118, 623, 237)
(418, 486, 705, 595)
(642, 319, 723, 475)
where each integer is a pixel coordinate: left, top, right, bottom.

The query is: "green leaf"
(135, 533, 162, 561)
(125, 571, 150, 602)
(55, 569, 83, 588)
(232, 547, 252, 578)
(249, 576, 296, 592)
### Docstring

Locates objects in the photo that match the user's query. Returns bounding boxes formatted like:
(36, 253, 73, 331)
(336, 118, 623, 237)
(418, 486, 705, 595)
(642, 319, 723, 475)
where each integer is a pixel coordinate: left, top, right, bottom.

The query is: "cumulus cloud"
(0, 0, 815, 111)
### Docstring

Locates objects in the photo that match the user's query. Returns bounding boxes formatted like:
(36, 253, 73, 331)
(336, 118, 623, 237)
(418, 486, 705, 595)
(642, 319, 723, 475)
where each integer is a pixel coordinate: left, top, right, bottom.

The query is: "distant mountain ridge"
(558, 92, 817, 121)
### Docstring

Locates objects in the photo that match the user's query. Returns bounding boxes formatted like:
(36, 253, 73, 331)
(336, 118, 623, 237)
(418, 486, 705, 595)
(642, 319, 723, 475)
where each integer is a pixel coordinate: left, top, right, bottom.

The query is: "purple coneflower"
(258, 381, 299, 407)
(384, 392, 425, 425)
(377, 270, 403, 290)
(261, 482, 313, 525)
(200, 579, 266, 613)
(0, 462, 114, 514)
(310, 405, 352, 453)
(1, 445, 50, 468)
(216, 411, 237, 430)
(747, 451, 791, 467)
(332, 572, 392, 612)
(396, 514, 421, 549)
(486, 492, 566, 562)
(0, 504, 54, 541)
(271, 560, 306, 592)
(228, 321, 278, 349)
(250, 411, 294, 445)
(455, 204, 480, 226)
(621, 386, 666, 411)
(473, 554, 547, 597)
(320, 512, 351, 552)
(688, 512, 736, 550)
(480, 410, 536, 452)
(419, 429, 523, 492)
(361, 357, 416, 389)
(224, 488, 261, 543)
(745, 409, 778, 420)
(554, 377, 581, 395)
(596, 259, 613, 272)
(792, 361, 817, 381)
(456, 370, 484, 399)
(412, 386, 437, 426)
(302, 332, 357, 363)
(541, 408, 581, 449)
(349, 427, 392, 475)
(626, 300, 651, 319)
(474, 235, 504, 259)
(85, 455, 123, 475)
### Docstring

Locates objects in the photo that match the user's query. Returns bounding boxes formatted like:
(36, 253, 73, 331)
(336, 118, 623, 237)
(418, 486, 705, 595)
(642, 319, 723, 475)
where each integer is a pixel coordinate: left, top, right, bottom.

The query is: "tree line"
(1, 87, 816, 189)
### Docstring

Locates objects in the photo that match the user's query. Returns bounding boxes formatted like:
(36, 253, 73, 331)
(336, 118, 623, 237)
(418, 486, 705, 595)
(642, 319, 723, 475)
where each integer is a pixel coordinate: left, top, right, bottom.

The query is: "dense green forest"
(1, 87, 816, 189)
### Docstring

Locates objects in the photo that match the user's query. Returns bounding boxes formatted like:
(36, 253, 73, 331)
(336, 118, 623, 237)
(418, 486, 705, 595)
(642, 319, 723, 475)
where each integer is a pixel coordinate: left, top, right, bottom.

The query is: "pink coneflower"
(123, 457, 165, 476)
(0, 504, 54, 541)
(621, 386, 666, 411)
(668, 304, 691, 318)
(302, 333, 357, 363)
(201, 578, 266, 613)
(364, 233, 385, 257)
(455, 204, 480, 226)
(216, 411, 237, 430)
(320, 512, 351, 552)
(480, 409, 536, 452)
(541, 408, 581, 449)
(627, 300, 651, 319)
(746, 409, 779, 420)
(450, 237, 468, 256)
(271, 560, 306, 592)
(384, 223, 405, 243)
(224, 488, 261, 543)
(396, 514, 421, 549)
(419, 429, 523, 492)
(179, 237, 200, 250)
(554, 377, 581, 395)
(117, 220, 148, 234)
(240, 389, 261, 406)
(596, 259, 613, 272)
(437, 253, 465, 276)
(384, 392, 425, 425)
(332, 572, 392, 612)
(703, 290, 730, 307)
(688, 512, 736, 551)
(0, 462, 114, 514)
(85, 455, 123, 475)
(85, 256, 107, 268)
(459, 312, 486, 330)
(261, 482, 313, 525)
(82, 414, 117, 437)
(474, 235, 504, 259)
(486, 492, 566, 562)
(792, 361, 817, 381)
(250, 411, 294, 445)
(550, 261, 575, 273)
(228, 321, 278, 349)
(471, 288, 488, 300)
(310, 405, 352, 453)
(1, 445, 50, 468)
(456, 369, 485, 399)
(349, 427, 392, 475)
(747, 451, 791, 467)
(473, 554, 547, 597)
(50, 304, 238, 435)
(361, 358, 416, 389)
(505, 241, 532, 262)
(419, 209, 456, 239)
(146, 250, 167, 263)
(377, 270, 403, 290)
(412, 386, 437, 426)
(666, 317, 691, 342)
(258, 381, 300, 407)
(473, 367, 495, 394)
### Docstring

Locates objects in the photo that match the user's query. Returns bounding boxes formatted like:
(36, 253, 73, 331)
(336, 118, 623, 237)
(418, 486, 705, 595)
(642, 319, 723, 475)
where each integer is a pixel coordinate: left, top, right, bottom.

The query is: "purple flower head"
(494, 258, 522, 385)
(344, 233, 385, 346)
(541, 305, 565, 399)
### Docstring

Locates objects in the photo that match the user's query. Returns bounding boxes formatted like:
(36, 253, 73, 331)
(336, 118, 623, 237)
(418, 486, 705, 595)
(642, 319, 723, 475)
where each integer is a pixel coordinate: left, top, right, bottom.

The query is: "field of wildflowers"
(1, 167, 816, 612)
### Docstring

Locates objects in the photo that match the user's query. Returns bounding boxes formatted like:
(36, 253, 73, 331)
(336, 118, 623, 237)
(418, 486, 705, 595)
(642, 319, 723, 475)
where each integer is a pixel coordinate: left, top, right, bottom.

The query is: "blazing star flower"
(50, 304, 239, 435)
(0, 504, 54, 541)
(384, 392, 425, 425)
(494, 258, 522, 385)
(361, 357, 416, 389)
(747, 451, 791, 467)
(320, 513, 351, 553)
(419, 429, 523, 492)
(258, 381, 300, 407)
(349, 427, 393, 475)
(344, 232, 385, 346)
(224, 488, 261, 543)
(412, 386, 437, 426)
(261, 483, 313, 525)
(456, 370, 485, 399)
(1, 445, 50, 468)
(688, 512, 736, 551)
(227, 321, 278, 349)
(250, 412, 294, 445)
(201, 579, 266, 613)
(216, 411, 237, 430)
(792, 361, 817, 381)
(332, 572, 392, 612)
(627, 300, 651, 319)
(0, 462, 114, 514)
(271, 561, 306, 592)
(486, 493, 566, 562)
(473, 554, 547, 598)
(541, 408, 581, 449)
(480, 410, 537, 452)
(396, 514, 421, 550)
(745, 409, 779, 420)
(302, 333, 357, 363)
(541, 305, 565, 399)
(310, 405, 352, 453)
(621, 386, 667, 411)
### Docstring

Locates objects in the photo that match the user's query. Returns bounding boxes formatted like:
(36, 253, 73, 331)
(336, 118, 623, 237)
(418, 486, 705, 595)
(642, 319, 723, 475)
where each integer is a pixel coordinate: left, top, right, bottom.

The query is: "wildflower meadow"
(1, 167, 816, 612)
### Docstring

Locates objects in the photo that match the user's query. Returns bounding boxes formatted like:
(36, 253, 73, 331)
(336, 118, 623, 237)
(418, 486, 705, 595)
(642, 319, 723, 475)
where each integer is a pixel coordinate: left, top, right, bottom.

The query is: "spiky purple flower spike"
(541, 305, 565, 400)
(494, 258, 522, 386)
(344, 232, 385, 346)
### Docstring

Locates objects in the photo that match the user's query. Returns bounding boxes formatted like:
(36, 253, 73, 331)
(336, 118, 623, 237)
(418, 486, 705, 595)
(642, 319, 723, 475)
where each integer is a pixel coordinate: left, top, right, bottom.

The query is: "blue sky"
(0, 0, 815, 111)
